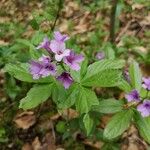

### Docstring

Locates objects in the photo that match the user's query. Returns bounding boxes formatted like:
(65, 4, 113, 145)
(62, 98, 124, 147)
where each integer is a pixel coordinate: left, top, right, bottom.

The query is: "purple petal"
(125, 89, 140, 102)
(36, 37, 51, 52)
(57, 72, 73, 89)
(39, 55, 51, 64)
(74, 54, 84, 63)
(55, 49, 70, 62)
(54, 31, 69, 42)
(125, 94, 133, 102)
(96, 51, 105, 60)
(63, 51, 84, 71)
(50, 40, 66, 53)
(55, 54, 64, 62)
(29, 61, 42, 75)
(137, 100, 150, 117)
(142, 77, 150, 90)
(29, 59, 56, 79)
(71, 63, 80, 71)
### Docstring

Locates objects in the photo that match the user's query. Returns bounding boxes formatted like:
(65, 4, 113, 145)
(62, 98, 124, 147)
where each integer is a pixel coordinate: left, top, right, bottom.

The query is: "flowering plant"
(5, 31, 150, 145)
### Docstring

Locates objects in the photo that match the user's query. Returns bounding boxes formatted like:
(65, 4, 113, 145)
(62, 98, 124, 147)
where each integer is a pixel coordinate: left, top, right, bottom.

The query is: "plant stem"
(109, 0, 118, 44)
(51, 0, 62, 31)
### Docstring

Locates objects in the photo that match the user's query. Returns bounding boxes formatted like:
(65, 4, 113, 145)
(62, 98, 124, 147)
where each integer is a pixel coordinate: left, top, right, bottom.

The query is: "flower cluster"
(29, 31, 84, 89)
(125, 77, 150, 117)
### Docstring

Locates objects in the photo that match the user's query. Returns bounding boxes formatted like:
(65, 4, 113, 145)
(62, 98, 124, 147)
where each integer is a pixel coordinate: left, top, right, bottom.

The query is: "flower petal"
(50, 40, 65, 53)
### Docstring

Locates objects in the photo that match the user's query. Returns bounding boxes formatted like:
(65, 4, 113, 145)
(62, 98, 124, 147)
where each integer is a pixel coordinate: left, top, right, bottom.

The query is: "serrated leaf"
(82, 59, 125, 87)
(104, 109, 133, 140)
(75, 87, 99, 114)
(83, 114, 94, 136)
(134, 111, 150, 144)
(4, 63, 53, 83)
(105, 46, 115, 59)
(82, 69, 122, 87)
(16, 39, 42, 59)
(58, 84, 80, 109)
(51, 82, 67, 104)
(129, 61, 142, 91)
(118, 78, 132, 92)
(31, 31, 46, 45)
(19, 84, 52, 110)
(29, 45, 41, 59)
(70, 58, 88, 83)
(92, 99, 124, 114)
(16, 39, 32, 47)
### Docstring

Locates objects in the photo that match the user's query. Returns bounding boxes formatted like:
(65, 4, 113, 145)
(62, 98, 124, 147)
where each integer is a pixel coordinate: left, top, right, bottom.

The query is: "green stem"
(51, 0, 62, 31)
(109, 0, 118, 44)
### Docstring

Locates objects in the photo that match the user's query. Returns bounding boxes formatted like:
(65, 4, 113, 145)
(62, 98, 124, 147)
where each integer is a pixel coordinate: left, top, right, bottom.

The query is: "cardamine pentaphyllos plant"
(29, 31, 84, 89)
(5, 31, 150, 145)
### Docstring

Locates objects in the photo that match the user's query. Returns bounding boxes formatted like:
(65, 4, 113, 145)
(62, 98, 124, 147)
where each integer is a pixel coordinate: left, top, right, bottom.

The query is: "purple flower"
(29, 56, 56, 79)
(36, 37, 51, 52)
(38, 55, 51, 64)
(50, 40, 70, 61)
(96, 51, 105, 60)
(142, 77, 150, 90)
(54, 31, 69, 42)
(64, 51, 84, 71)
(57, 72, 73, 89)
(137, 100, 150, 117)
(125, 89, 140, 102)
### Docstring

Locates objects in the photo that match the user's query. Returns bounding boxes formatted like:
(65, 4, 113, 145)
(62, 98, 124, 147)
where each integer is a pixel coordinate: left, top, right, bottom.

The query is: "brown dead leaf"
(59, 20, 69, 33)
(83, 139, 104, 149)
(132, 4, 145, 10)
(22, 143, 33, 150)
(14, 111, 36, 129)
(74, 11, 94, 34)
(42, 132, 56, 150)
(61, 108, 79, 120)
(0, 40, 9, 46)
(99, 115, 112, 129)
(121, 125, 148, 150)
(32, 137, 42, 150)
(50, 113, 61, 121)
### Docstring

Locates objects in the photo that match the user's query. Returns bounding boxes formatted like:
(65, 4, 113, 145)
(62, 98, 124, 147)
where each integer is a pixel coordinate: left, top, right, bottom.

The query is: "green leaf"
(56, 121, 67, 134)
(92, 99, 124, 114)
(118, 78, 132, 92)
(4, 63, 53, 83)
(51, 82, 67, 104)
(29, 45, 41, 59)
(57, 84, 80, 109)
(70, 58, 88, 83)
(31, 31, 46, 45)
(83, 114, 94, 136)
(16, 39, 32, 47)
(104, 109, 133, 140)
(129, 61, 142, 91)
(30, 19, 39, 30)
(75, 87, 99, 114)
(134, 111, 150, 144)
(4, 75, 21, 99)
(16, 38, 42, 59)
(82, 59, 125, 87)
(19, 84, 52, 110)
(105, 46, 115, 59)
(82, 69, 122, 87)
